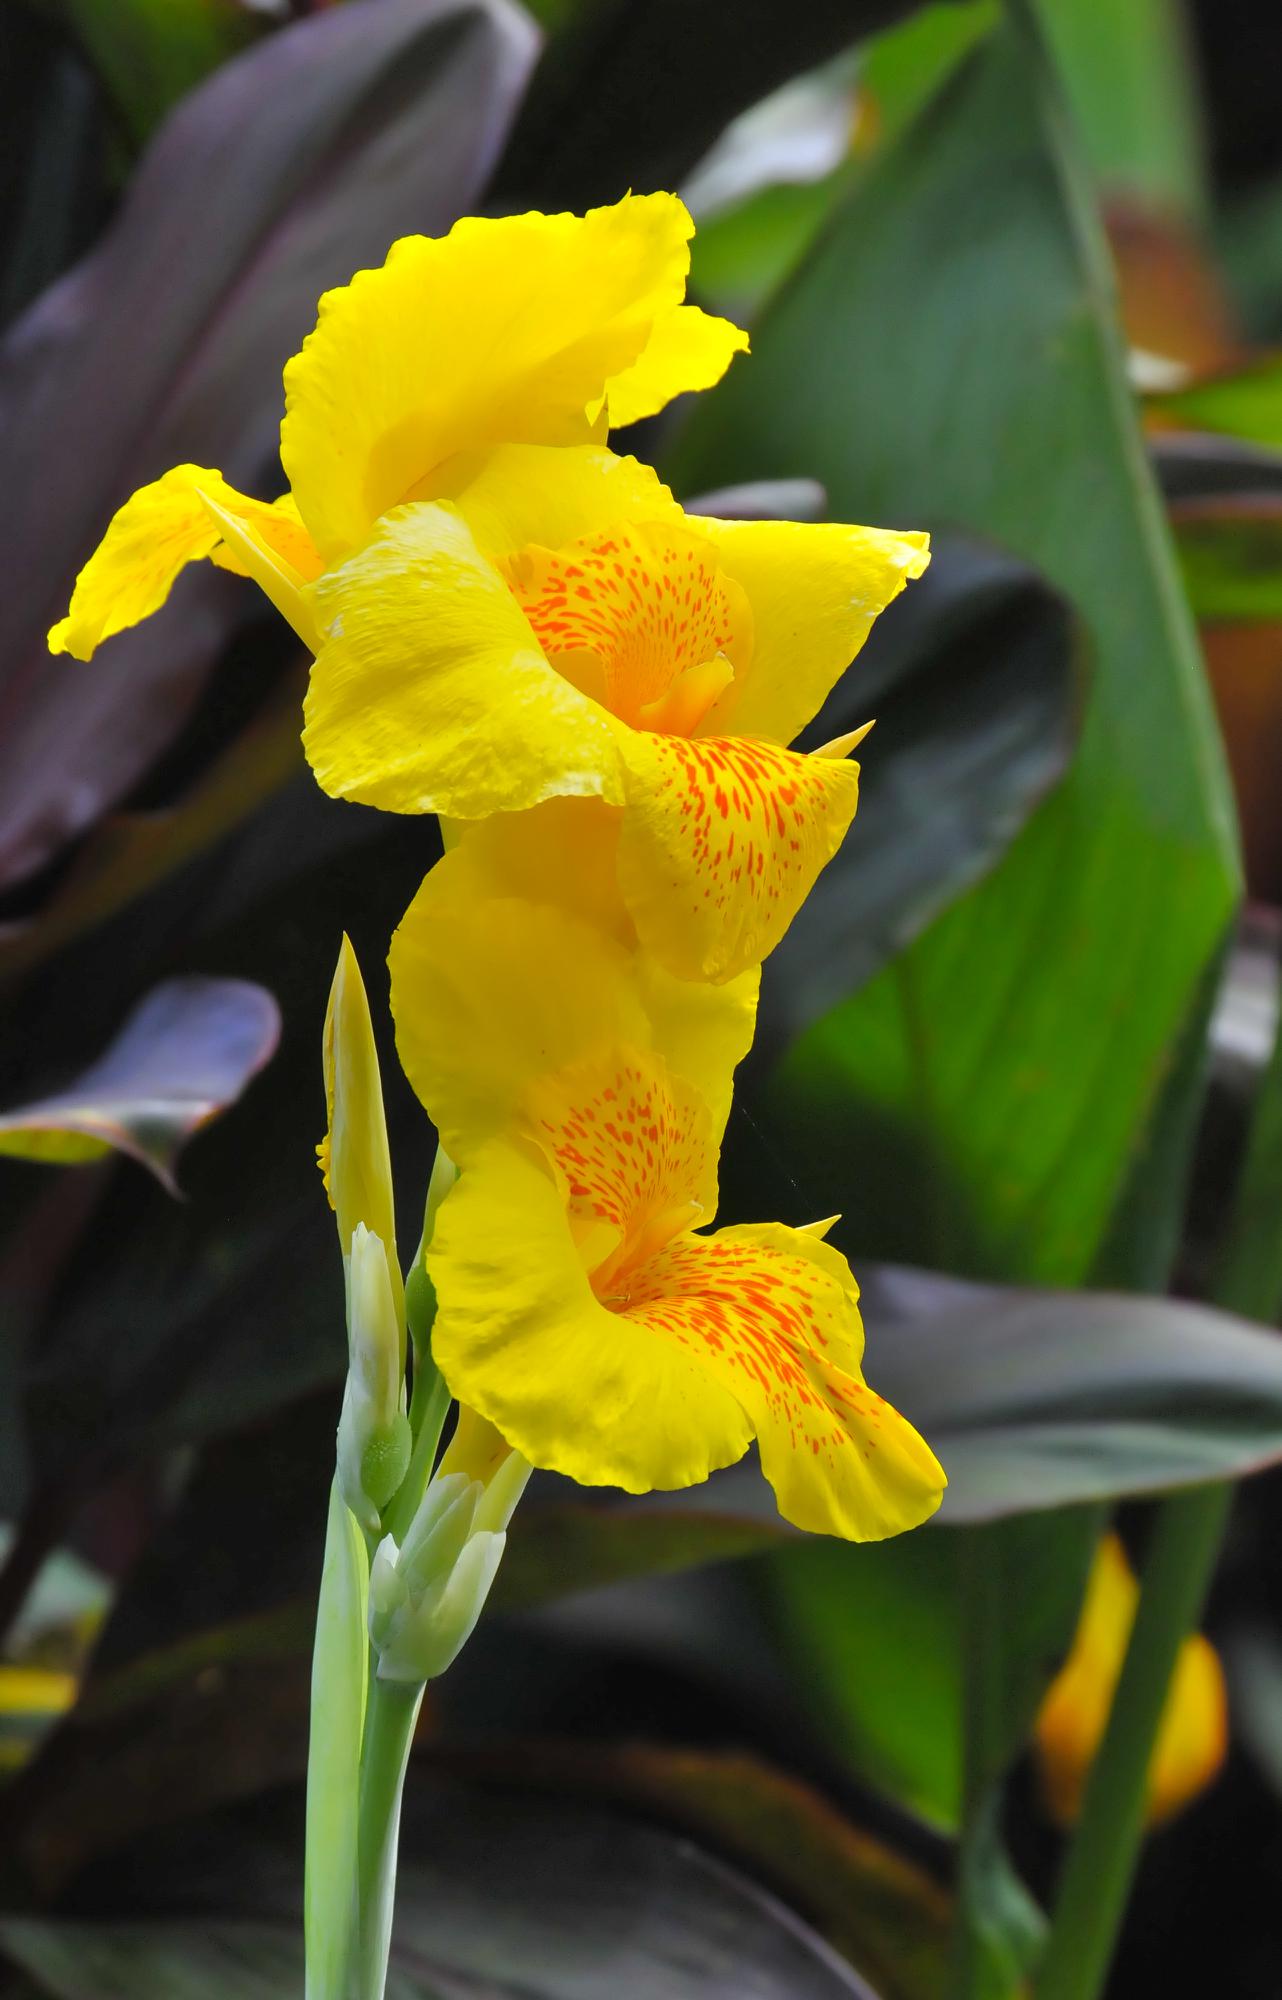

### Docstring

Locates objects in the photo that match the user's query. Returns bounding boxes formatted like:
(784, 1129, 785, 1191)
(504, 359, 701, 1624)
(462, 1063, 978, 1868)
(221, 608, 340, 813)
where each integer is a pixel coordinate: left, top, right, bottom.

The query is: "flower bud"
(1035, 1533, 1227, 1826)
(337, 1223, 411, 1532)
(366, 1413, 531, 1685)
(320, 935, 403, 1338)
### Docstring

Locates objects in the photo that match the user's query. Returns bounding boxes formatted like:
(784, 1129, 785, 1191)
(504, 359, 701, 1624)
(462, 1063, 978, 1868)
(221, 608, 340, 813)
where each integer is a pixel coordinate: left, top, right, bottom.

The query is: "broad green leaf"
(496, 1502, 791, 1611)
(673, 8, 1239, 1287)
(754, 536, 1082, 1050)
(862, 1262, 1282, 1517)
(0, 0, 535, 891)
(1030, 0, 1206, 217)
(1149, 352, 1282, 452)
(769, 1510, 1098, 1835)
(0, 977, 278, 1191)
(860, 0, 997, 149)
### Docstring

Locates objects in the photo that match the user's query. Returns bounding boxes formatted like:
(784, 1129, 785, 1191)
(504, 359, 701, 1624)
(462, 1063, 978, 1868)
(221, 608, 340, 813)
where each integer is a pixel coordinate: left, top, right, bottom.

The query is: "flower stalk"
(1035, 1482, 1231, 2000)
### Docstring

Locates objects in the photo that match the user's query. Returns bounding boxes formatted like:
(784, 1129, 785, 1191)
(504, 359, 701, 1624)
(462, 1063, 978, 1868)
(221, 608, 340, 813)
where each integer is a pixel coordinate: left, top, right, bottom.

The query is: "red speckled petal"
(524, 1048, 716, 1276)
(619, 1222, 945, 1540)
(505, 520, 750, 725)
(615, 733, 862, 982)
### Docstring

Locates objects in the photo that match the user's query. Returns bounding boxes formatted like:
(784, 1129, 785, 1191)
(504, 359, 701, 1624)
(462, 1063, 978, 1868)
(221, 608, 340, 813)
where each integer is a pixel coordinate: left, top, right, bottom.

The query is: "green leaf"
(495, 1501, 792, 1612)
(859, 2, 998, 150)
(1029, 0, 1206, 217)
(0, 977, 278, 1191)
(673, 7, 1239, 1288)
(862, 1262, 1282, 1517)
(40, 0, 265, 148)
(769, 1510, 1098, 1835)
(1170, 497, 1282, 624)
(1149, 352, 1282, 453)
(754, 535, 1083, 1049)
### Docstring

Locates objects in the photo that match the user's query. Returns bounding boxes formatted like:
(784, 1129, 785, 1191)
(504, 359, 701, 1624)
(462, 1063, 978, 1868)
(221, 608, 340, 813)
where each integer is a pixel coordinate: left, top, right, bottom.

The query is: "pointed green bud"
(320, 936, 403, 1342)
(337, 1223, 411, 1533)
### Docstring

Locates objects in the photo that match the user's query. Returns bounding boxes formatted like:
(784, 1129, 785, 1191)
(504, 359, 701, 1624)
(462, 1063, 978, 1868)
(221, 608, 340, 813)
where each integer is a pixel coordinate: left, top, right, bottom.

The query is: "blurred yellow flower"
(48, 194, 746, 661)
(391, 859, 944, 1541)
(1035, 1532, 1228, 1827)
(0, 1664, 79, 1773)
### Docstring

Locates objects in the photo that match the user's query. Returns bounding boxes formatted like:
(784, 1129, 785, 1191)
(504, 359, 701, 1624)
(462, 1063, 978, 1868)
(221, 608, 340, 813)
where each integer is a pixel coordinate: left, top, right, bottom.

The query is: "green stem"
(1035, 1481, 1231, 2000)
(951, 1531, 999, 1999)
(1038, 936, 1282, 1999)
(385, 1365, 450, 1543)
(355, 1675, 424, 2000)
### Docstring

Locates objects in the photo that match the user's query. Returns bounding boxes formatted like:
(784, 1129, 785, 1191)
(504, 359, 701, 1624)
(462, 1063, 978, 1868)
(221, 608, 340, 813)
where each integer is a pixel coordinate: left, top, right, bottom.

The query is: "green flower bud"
(367, 1435, 530, 1685)
(337, 1223, 410, 1532)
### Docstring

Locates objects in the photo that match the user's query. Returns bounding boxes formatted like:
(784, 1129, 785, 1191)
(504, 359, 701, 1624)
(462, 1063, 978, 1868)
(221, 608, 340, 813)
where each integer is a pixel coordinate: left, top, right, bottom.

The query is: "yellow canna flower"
(391, 859, 944, 1542)
(1035, 1533, 1228, 1827)
(49, 192, 926, 985)
(48, 195, 745, 663)
(303, 439, 927, 983)
(389, 809, 760, 1159)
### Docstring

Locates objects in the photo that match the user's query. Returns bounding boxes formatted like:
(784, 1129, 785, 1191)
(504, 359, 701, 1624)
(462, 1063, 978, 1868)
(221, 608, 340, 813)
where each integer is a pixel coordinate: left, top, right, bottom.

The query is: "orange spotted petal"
(427, 1137, 756, 1496)
(504, 520, 751, 728)
(615, 732, 862, 983)
(523, 1048, 716, 1280)
(620, 1222, 946, 1540)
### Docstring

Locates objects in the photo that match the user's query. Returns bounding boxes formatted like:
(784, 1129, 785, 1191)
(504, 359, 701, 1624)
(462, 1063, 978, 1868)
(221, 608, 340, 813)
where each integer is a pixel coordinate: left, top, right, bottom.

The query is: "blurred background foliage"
(3, 0, 1282, 1994)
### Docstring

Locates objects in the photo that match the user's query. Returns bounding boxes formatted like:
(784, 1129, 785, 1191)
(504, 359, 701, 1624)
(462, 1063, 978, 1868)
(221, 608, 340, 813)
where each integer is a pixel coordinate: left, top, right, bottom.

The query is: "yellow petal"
(523, 1043, 718, 1273)
(436, 1404, 517, 1486)
(1035, 1533, 1228, 1827)
(615, 731, 862, 982)
(303, 501, 623, 818)
(389, 830, 757, 1163)
(621, 1222, 946, 1540)
(47, 465, 307, 661)
(209, 490, 324, 581)
(432, 443, 681, 562)
(602, 303, 749, 429)
(281, 195, 702, 562)
(505, 516, 751, 728)
(428, 1138, 755, 1494)
(428, 1149, 942, 1533)
(692, 517, 930, 745)
(391, 866, 653, 1167)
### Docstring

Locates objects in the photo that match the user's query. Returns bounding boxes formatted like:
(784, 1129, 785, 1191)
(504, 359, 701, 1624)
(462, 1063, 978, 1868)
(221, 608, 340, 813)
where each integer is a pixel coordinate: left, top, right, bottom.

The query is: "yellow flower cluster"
(51, 194, 945, 1542)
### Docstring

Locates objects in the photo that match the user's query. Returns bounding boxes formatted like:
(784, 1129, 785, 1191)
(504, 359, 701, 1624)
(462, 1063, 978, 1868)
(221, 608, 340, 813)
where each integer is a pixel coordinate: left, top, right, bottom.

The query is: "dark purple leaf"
(0, 0, 536, 890)
(0, 975, 280, 1190)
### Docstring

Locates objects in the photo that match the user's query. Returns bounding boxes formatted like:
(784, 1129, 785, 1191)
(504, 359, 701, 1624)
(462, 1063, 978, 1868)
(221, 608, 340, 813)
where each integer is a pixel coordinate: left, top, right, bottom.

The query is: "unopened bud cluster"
(368, 1447, 530, 1683)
